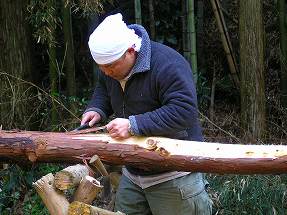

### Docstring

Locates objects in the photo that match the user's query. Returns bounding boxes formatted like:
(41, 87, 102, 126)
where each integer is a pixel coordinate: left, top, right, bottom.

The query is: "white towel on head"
(88, 13, 142, 65)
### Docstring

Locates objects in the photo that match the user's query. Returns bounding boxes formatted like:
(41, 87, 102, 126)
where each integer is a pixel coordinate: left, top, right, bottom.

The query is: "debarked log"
(1, 130, 287, 174)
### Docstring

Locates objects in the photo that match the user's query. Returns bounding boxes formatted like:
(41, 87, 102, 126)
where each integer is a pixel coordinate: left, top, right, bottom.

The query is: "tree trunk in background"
(48, 0, 58, 127)
(278, 0, 287, 109)
(62, 0, 76, 114)
(186, 0, 198, 86)
(134, 0, 142, 25)
(182, 0, 188, 60)
(0, 0, 32, 129)
(239, 0, 266, 140)
(196, 0, 205, 76)
(148, 0, 155, 40)
(62, 1, 76, 98)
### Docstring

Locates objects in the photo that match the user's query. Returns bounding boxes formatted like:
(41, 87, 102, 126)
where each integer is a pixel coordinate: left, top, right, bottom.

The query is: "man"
(82, 13, 212, 215)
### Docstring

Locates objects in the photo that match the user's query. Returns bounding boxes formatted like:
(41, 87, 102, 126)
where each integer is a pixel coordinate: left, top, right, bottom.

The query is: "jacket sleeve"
(129, 60, 199, 136)
(84, 71, 113, 122)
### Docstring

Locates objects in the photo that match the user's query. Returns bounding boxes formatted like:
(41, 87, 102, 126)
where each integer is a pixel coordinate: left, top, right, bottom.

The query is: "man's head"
(88, 13, 141, 80)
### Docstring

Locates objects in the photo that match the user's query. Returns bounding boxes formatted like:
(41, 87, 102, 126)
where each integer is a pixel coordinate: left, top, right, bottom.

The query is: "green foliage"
(0, 164, 63, 215)
(209, 174, 287, 214)
(27, 0, 61, 46)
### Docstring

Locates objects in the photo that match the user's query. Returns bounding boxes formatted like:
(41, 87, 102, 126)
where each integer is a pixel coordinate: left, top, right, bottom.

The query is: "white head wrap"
(88, 13, 142, 65)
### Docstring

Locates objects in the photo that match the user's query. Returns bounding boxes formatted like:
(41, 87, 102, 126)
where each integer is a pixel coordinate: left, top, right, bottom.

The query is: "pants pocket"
(180, 180, 205, 199)
(180, 181, 213, 215)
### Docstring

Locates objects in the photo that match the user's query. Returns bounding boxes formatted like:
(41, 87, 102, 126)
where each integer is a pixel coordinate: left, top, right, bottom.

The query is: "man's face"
(98, 48, 136, 80)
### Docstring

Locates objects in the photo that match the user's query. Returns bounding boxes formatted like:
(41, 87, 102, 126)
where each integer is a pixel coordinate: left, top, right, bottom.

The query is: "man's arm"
(129, 61, 199, 136)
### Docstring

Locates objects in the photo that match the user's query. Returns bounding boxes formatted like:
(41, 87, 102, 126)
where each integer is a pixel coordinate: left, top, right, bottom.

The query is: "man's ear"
(127, 47, 135, 54)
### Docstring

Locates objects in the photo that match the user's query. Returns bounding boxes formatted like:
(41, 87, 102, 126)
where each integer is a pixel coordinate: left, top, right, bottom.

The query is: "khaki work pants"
(114, 173, 213, 215)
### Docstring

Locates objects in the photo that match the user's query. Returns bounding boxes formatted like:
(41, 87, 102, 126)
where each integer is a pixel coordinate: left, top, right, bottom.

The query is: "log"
(68, 201, 125, 215)
(32, 173, 69, 215)
(73, 175, 103, 204)
(1, 130, 287, 174)
(89, 154, 111, 203)
(89, 155, 109, 176)
(54, 164, 90, 190)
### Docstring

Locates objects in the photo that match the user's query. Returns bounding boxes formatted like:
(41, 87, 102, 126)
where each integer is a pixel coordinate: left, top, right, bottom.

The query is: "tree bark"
(239, 0, 266, 139)
(0, 0, 32, 129)
(278, 0, 287, 108)
(1, 130, 287, 174)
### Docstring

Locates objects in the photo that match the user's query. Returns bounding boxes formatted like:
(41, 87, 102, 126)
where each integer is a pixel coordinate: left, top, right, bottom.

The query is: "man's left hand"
(106, 118, 131, 139)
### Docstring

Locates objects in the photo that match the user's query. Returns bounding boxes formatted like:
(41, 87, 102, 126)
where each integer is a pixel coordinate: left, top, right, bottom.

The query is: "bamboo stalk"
(186, 0, 198, 85)
(134, 0, 142, 25)
(210, 0, 240, 88)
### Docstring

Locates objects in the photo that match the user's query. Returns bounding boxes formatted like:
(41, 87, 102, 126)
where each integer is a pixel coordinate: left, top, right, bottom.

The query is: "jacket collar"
(128, 24, 151, 74)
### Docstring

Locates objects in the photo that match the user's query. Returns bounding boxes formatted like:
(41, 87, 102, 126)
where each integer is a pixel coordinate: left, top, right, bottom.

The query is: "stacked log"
(33, 159, 123, 215)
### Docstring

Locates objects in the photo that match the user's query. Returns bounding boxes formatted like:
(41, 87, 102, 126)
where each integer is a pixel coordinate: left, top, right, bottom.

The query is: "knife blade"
(70, 123, 107, 134)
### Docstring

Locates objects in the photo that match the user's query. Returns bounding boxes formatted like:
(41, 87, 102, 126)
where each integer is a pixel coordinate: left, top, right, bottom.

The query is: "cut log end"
(54, 164, 89, 190)
(73, 175, 103, 204)
(68, 201, 90, 215)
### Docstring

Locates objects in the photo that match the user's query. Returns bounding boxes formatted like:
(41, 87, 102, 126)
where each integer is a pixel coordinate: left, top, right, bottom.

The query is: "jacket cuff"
(84, 108, 107, 122)
(128, 116, 140, 136)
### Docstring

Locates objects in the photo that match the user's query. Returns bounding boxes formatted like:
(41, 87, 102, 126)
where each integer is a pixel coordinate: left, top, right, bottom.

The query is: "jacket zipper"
(122, 79, 131, 118)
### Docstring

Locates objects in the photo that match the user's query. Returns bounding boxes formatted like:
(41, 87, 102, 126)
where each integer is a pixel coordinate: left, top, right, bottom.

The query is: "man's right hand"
(81, 111, 101, 127)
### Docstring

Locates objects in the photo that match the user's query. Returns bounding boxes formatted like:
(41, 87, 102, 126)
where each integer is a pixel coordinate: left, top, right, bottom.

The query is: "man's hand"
(81, 111, 101, 127)
(106, 118, 131, 139)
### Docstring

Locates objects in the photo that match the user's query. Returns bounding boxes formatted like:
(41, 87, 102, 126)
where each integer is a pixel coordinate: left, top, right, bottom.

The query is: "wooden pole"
(1, 130, 287, 174)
